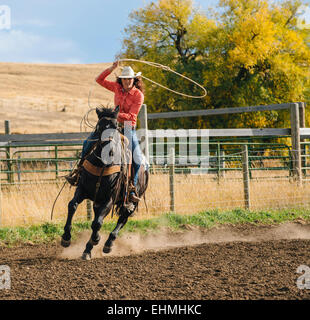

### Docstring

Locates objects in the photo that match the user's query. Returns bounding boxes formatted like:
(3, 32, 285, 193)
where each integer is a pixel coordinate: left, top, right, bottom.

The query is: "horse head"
(95, 106, 120, 135)
(93, 106, 123, 166)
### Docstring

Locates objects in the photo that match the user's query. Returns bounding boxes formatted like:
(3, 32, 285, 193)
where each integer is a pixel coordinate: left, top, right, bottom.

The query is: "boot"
(129, 192, 141, 203)
(65, 159, 84, 186)
(128, 182, 141, 203)
(65, 169, 80, 186)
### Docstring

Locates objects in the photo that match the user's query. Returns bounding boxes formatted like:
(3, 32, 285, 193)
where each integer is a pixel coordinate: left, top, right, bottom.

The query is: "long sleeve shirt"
(96, 68, 144, 127)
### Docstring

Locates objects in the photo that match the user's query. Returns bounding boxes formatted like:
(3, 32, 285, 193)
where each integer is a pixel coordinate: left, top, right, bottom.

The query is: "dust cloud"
(58, 221, 310, 260)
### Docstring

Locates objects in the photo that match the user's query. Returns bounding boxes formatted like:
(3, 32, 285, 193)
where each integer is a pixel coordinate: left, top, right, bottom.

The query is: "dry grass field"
(0, 62, 118, 134)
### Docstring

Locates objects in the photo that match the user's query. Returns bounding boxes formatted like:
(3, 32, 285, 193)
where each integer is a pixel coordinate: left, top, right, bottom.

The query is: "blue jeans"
(128, 129, 143, 187)
(81, 131, 99, 158)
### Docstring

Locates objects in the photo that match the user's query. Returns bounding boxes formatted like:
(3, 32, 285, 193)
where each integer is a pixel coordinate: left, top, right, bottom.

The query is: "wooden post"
(217, 144, 221, 183)
(299, 102, 306, 177)
(242, 145, 251, 210)
(168, 147, 175, 213)
(5, 120, 13, 183)
(138, 104, 149, 163)
(290, 103, 302, 184)
(299, 102, 306, 128)
(86, 200, 92, 221)
(217, 145, 225, 183)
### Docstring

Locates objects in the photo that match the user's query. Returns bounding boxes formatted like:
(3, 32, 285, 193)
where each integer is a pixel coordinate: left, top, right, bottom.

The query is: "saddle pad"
(83, 160, 121, 177)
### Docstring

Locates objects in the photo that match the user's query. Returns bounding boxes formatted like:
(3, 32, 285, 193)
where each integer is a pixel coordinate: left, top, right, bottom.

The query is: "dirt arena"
(1, 222, 310, 300)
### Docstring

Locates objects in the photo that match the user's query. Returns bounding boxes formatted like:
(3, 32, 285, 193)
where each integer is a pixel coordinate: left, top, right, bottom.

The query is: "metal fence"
(1, 136, 308, 184)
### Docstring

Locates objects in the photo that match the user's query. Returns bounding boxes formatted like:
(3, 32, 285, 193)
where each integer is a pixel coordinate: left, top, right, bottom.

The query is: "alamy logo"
(296, 265, 310, 289)
(0, 5, 11, 30)
(296, 4, 310, 30)
(0, 265, 11, 289)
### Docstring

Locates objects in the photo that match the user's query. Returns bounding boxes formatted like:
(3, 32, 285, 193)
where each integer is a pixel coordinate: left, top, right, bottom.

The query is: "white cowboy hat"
(118, 66, 142, 78)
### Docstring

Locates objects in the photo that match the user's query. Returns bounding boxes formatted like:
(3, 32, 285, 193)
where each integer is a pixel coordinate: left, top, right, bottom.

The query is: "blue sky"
(0, 0, 219, 64)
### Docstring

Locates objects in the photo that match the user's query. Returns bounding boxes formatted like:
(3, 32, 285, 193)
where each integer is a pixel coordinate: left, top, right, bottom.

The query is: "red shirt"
(96, 68, 144, 127)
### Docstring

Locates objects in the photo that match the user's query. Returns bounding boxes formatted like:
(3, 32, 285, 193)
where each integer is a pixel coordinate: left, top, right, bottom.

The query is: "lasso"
(118, 58, 207, 99)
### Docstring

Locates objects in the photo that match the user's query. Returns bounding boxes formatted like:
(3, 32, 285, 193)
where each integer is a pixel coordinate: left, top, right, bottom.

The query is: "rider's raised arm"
(95, 65, 119, 93)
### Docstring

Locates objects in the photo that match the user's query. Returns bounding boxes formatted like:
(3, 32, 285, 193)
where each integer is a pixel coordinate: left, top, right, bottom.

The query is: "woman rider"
(66, 61, 145, 203)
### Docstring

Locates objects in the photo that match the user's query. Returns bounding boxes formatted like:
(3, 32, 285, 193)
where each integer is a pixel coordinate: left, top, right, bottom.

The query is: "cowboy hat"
(118, 66, 142, 78)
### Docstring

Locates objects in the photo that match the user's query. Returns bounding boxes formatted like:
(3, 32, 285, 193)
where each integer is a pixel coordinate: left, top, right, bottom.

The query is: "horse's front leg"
(82, 198, 113, 260)
(61, 187, 85, 248)
(103, 204, 135, 254)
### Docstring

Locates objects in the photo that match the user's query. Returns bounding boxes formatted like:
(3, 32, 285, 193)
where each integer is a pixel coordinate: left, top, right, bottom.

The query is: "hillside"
(0, 62, 118, 134)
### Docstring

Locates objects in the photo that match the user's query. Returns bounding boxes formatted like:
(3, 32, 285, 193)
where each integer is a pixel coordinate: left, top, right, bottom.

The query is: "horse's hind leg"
(61, 187, 85, 247)
(82, 199, 113, 260)
(103, 205, 133, 254)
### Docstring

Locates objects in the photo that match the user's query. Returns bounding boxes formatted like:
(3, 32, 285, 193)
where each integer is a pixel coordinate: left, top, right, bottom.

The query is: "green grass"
(0, 208, 310, 246)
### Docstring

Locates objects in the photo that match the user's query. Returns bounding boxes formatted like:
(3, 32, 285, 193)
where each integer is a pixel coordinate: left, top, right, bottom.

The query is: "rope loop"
(118, 58, 207, 99)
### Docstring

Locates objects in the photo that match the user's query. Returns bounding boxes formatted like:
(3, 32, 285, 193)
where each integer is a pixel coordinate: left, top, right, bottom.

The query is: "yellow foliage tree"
(118, 0, 310, 129)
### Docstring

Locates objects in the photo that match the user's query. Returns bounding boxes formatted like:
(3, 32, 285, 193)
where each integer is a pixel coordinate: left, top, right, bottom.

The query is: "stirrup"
(129, 192, 141, 203)
(64, 169, 80, 186)
(124, 202, 135, 212)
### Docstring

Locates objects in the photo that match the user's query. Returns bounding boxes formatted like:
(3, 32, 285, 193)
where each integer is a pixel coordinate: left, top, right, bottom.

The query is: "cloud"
(0, 29, 83, 63)
(13, 19, 53, 28)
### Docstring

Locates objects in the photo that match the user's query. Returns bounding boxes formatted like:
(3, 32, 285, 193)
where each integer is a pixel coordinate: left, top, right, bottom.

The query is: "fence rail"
(147, 102, 295, 119)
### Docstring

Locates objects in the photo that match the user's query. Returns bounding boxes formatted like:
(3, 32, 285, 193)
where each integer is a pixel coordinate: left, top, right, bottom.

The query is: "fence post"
(138, 104, 149, 163)
(217, 146, 225, 183)
(86, 200, 92, 221)
(290, 103, 302, 185)
(299, 102, 306, 177)
(242, 145, 251, 210)
(5, 120, 13, 183)
(168, 147, 175, 213)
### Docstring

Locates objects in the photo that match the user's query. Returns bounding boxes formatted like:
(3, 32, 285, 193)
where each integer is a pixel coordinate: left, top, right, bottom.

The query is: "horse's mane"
(96, 106, 119, 120)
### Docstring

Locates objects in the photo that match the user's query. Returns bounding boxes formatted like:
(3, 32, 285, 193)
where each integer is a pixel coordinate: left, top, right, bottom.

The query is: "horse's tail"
(138, 165, 149, 197)
(135, 165, 149, 213)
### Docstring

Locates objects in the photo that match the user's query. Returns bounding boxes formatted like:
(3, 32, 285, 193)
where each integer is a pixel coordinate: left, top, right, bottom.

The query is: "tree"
(118, 0, 310, 129)
(207, 0, 310, 128)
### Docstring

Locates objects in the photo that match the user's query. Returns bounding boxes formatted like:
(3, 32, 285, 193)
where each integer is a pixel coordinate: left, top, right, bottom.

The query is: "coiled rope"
(118, 58, 207, 99)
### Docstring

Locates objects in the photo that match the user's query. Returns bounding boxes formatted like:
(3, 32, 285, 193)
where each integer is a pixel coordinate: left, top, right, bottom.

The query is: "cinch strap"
(83, 160, 121, 176)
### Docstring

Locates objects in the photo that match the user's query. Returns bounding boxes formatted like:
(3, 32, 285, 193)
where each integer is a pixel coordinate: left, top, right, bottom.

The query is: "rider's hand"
(110, 61, 119, 71)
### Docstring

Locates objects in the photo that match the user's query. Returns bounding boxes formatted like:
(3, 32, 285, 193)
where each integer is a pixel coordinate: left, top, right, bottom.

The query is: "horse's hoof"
(102, 245, 111, 254)
(61, 237, 71, 248)
(82, 252, 91, 260)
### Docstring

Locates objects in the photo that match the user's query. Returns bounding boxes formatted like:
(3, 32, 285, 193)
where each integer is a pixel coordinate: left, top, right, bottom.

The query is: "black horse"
(61, 106, 149, 260)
